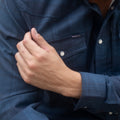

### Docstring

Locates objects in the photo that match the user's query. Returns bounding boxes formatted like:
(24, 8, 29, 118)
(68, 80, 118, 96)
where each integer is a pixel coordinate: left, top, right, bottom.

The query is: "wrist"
(60, 69, 82, 99)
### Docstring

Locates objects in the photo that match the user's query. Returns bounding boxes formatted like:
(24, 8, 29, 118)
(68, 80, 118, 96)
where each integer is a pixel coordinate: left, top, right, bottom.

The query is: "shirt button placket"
(98, 39, 103, 45)
(109, 112, 113, 115)
(95, 37, 106, 73)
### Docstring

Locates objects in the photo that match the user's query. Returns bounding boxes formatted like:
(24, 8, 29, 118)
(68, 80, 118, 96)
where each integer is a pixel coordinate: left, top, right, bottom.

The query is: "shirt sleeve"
(0, 0, 49, 120)
(74, 72, 120, 113)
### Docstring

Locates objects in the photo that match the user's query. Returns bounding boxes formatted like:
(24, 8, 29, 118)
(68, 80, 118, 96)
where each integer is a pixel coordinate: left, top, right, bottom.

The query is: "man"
(0, 0, 120, 120)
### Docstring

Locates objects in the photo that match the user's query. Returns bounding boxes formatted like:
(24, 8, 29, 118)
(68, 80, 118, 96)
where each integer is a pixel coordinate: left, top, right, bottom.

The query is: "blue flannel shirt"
(0, 0, 120, 120)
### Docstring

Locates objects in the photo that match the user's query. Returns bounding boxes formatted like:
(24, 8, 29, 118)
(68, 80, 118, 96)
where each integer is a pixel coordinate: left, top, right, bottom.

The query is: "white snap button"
(98, 39, 103, 44)
(109, 112, 113, 115)
(60, 51, 65, 57)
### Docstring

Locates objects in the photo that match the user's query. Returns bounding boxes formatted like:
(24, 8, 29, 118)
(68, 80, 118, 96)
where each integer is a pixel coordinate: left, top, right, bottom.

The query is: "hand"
(15, 28, 82, 98)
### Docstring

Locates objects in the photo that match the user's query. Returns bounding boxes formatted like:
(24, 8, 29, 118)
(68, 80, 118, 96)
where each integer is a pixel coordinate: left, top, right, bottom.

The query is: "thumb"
(31, 28, 50, 50)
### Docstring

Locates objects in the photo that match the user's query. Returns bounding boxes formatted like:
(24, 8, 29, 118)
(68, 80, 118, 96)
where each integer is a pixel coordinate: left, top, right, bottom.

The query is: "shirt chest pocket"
(48, 34, 88, 71)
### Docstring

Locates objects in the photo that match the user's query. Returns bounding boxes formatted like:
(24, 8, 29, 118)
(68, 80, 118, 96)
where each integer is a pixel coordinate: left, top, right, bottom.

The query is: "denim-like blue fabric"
(0, 0, 120, 120)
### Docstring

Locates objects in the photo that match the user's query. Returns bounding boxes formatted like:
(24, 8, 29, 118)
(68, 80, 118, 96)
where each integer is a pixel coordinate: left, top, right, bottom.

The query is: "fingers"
(31, 28, 51, 51)
(15, 52, 28, 74)
(22, 32, 45, 56)
(16, 62, 30, 84)
(17, 41, 33, 63)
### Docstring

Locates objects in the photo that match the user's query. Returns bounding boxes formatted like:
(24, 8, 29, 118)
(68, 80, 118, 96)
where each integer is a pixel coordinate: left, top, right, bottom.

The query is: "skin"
(89, 0, 112, 16)
(15, 1, 113, 99)
(15, 28, 82, 98)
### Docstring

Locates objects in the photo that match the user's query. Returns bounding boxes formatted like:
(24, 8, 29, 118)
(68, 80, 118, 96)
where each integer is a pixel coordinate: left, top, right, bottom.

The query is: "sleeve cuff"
(74, 72, 107, 112)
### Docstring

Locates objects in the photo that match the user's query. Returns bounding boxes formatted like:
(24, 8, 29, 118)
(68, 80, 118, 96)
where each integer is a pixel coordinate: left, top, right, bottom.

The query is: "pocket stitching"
(50, 33, 87, 59)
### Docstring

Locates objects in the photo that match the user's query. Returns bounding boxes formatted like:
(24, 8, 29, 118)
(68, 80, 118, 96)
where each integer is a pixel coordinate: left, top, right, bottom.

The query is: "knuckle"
(28, 61, 36, 69)
(50, 46, 55, 52)
(15, 52, 19, 57)
(16, 42, 21, 49)
(36, 52, 47, 61)
(24, 76, 31, 84)
(24, 71, 33, 84)
(23, 38, 28, 44)
(27, 71, 33, 78)
(20, 49, 25, 54)
(36, 54, 42, 60)
(35, 53, 41, 58)
(24, 32, 30, 38)
(15, 52, 20, 60)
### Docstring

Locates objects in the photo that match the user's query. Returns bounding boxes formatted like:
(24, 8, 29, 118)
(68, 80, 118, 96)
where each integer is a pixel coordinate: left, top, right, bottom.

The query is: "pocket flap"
(49, 33, 87, 59)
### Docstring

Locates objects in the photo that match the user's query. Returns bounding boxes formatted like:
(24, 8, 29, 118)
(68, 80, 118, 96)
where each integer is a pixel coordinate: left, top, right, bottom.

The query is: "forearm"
(59, 69, 82, 99)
